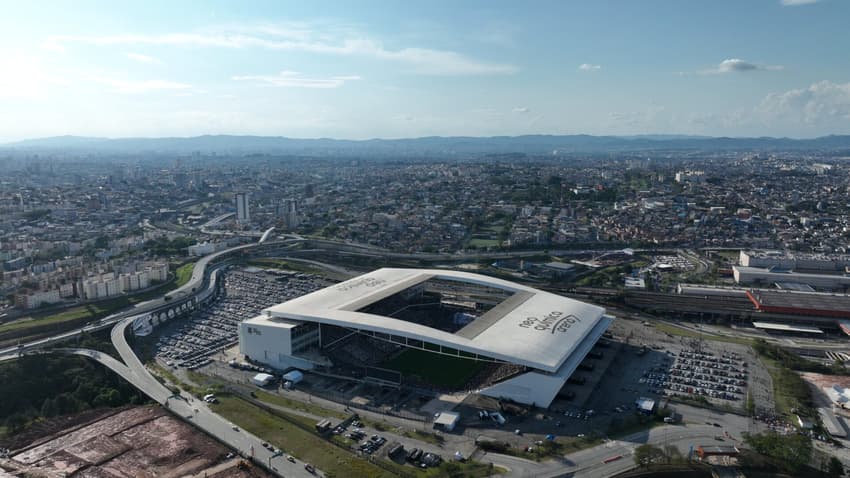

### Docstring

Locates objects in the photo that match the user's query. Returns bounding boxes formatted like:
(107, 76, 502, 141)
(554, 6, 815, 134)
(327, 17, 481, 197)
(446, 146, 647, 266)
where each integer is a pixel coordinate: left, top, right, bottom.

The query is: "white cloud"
(232, 71, 360, 88)
(780, 0, 819, 5)
(578, 63, 601, 72)
(0, 52, 67, 98)
(89, 76, 191, 93)
(700, 58, 783, 75)
(609, 104, 667, 129)
(512, 106, 530, 113)
(757, 80, 850, 125)
(125, 52, 161, 64)
(44, 26, 518, 76)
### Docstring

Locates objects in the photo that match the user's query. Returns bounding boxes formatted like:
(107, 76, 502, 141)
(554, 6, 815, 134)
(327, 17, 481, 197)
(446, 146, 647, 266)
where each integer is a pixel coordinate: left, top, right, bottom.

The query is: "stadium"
(239, 268, 613, 407)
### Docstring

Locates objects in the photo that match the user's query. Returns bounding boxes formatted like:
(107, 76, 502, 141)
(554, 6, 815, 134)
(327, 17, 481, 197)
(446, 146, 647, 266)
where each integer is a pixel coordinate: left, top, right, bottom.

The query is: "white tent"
(252, 373, 275, 387)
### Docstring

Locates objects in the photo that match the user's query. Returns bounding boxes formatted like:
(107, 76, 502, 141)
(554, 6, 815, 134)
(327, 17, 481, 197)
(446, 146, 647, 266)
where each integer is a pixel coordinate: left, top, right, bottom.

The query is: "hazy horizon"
(5, 131, 850, 145)
(2, 0, 849, 142)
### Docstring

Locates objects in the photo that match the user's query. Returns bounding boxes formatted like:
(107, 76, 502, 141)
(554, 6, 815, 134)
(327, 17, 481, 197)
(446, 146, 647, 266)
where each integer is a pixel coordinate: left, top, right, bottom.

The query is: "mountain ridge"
(4, 133, 850, 155)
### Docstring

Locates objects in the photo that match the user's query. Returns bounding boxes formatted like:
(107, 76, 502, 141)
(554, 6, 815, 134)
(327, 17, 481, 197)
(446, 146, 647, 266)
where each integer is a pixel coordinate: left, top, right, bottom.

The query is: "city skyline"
(2, 0, 849, 141)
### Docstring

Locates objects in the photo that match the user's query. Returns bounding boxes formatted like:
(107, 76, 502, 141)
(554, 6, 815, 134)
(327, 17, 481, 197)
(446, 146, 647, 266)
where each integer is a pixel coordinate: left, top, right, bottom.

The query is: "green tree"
(93, 388, 122, 407)
(828, 456, 844, 477)
(40, 397, 59, 417)
(744, 431, 812, 474)
(663, 445, 683, 464)
(634, 444, 666, 467)
(4, 413, 27, 433)
(55, 393, 82, 415)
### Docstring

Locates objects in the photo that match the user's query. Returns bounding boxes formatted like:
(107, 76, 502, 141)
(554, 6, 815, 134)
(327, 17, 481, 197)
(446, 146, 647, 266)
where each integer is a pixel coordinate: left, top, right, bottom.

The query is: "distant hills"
(3, 134, 850, 156)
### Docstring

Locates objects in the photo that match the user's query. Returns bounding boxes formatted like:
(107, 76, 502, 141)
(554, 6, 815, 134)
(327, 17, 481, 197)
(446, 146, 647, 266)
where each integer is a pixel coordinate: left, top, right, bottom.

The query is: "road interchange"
(0, 239, 774, 477)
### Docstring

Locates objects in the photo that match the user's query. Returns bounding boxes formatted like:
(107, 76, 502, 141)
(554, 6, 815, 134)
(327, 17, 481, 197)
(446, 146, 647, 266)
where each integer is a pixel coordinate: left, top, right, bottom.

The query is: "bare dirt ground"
(3, 405, 271, 478)
(0, 407, 133, 451)
(801, 371, 850, 390)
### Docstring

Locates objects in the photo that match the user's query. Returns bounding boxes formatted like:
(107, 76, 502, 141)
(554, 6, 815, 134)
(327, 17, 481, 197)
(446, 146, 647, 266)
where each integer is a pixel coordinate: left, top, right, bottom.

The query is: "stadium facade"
(239, 268, 613, 407)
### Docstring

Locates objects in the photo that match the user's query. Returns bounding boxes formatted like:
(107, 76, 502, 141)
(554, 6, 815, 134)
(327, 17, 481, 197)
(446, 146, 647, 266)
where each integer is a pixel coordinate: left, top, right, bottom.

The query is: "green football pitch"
(382, 348, 487, 389)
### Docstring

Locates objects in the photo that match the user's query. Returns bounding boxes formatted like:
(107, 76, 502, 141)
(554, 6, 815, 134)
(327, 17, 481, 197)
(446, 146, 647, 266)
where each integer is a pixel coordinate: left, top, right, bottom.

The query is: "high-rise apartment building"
(236, 193, 250, 223)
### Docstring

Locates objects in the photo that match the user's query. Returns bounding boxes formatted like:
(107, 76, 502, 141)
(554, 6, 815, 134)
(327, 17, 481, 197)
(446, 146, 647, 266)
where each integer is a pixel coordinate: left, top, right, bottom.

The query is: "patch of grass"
(247, 258, 324, 275)
(425, 462, 502, 477)
(218, 396, 497, 477)
(0, 280, 176, 341)
(608, 414, 665, 438)
(467, 238, 501, 248)
(0, 306, 92, 334)
(0, 299, 133, 336)
(365, 419, 392, 432)
(400, 428, 444, 446)
(254, 390, 347, 420)
(148, 361, 179, 384)
(759, 355, 813, 416)
(561, 435, 605, 452)
(480, 437, 595, 461)
(715, 251, 741, 260)
(174, 262, 195, 287)
(751, 340, 821, 416)
(185, 370, 228, 394)
(574, 265, 628, 288)
(382, 349, 486, 389)
(214, 396, 397, 478)
(753, 339, 845, 375)
(147, 362, 206, 396)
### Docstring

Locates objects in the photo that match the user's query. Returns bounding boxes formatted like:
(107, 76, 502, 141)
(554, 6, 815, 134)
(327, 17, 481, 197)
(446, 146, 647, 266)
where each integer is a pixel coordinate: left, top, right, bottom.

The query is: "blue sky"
(1, 0, 848, 141)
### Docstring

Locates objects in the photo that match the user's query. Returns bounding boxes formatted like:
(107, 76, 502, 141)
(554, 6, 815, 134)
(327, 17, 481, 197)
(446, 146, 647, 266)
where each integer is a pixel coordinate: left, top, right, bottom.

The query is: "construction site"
(0, 406, 270, 478)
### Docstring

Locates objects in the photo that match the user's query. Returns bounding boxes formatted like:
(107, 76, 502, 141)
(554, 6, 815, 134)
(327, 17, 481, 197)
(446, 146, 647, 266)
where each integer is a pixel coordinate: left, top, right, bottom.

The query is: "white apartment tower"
(235, 193, 250, 223)
(279, 198, 299, 230)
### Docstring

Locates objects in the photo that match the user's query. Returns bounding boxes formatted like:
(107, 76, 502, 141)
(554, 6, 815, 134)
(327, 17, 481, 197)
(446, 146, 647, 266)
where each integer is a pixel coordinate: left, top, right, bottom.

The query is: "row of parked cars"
(403, 447, 443, 468)
(330, 416, 444, 469)
(155, 269, 326, 369)
(565, 409, 595, 420)
(638, 348, 748, 402)
(358, 433, 388, 455)
(477, 410, 507, 424)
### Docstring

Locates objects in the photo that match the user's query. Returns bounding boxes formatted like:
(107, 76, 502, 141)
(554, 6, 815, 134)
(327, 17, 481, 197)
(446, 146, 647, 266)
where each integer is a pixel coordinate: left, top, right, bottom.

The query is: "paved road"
(107, 315, 320, 478)
(66, 341, 318, 478)
(1, 340, 318, 476)
(480, 422, 741, 478)
(0, 239, 765, 478)
(658, 318, 850, 351)
(0, 238, 585, 358)
(0, 240, 264, 359)
(565, 424, 729, 478)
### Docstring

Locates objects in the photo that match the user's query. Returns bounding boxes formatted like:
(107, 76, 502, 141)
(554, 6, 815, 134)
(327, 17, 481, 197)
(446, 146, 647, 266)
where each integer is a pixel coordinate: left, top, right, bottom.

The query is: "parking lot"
(152, 267, 332, 369)
(660, 349, 746, 402)
(651, 254, 696, 272)
(577, 318, 768, 433)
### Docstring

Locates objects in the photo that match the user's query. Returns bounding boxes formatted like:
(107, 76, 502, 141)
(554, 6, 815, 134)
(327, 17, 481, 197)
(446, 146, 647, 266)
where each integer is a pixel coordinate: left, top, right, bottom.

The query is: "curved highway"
(0, 237, 760, 478)
(0, 238, 650, 359)
(0, 240, 269, 359)
(109, 314, 320, 478)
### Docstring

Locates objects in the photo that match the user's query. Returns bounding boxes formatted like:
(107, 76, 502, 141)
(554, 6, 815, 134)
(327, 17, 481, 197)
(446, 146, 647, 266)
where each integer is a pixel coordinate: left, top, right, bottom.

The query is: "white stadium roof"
(253, 268, 610, 374)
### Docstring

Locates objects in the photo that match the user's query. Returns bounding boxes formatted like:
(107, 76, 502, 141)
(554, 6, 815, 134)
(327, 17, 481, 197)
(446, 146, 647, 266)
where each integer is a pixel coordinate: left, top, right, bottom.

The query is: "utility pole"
(269, 449, 283, 467)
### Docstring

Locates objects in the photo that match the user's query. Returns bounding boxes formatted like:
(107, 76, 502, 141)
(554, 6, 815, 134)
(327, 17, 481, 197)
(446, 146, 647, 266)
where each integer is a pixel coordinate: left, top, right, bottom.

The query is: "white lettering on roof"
(518, 312, 581, 334)
(335, 277, 387, 292)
